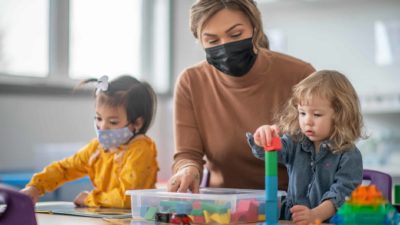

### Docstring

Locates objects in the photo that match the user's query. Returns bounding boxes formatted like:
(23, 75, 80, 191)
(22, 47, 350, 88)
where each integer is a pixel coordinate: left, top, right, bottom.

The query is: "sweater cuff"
(173, 160, 203, 178)
(26, 181, 45, 196)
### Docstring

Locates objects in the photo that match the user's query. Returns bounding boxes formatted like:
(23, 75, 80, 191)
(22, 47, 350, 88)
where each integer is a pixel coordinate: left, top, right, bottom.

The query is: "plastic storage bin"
(127, 188, 284, 224)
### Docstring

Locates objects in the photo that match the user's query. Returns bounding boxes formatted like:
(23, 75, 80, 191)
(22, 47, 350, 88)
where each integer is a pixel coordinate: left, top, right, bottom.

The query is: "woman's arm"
(168, 72, 205, 193)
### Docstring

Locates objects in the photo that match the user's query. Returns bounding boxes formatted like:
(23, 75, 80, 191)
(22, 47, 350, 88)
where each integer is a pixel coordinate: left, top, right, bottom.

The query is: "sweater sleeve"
(26, 141, 94, 195)
(85, 138, 159, 208)
(172, 71, 205, 175)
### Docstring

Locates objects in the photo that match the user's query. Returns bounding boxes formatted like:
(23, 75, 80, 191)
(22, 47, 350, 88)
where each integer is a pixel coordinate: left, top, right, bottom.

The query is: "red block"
(264, 136, 282, 151)
(193, 215, 205, 223)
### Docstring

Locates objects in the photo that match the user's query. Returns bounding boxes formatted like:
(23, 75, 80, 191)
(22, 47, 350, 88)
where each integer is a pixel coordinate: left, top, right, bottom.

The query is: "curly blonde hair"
(190, 0, 269, 49)
(277, 70, 365, 153)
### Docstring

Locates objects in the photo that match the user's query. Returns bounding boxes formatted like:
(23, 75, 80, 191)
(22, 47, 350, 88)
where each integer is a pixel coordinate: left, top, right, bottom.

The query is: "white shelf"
(362, 106, 400, 115)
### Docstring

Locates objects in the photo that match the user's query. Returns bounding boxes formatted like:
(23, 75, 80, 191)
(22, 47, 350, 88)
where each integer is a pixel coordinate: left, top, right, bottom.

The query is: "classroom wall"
(0, 94, 174, 183)
(0, 0, 399, 193)
(171, 0, 400, 179)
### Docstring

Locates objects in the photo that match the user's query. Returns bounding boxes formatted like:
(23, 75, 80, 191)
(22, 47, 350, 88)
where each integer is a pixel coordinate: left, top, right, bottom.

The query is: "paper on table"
(35, 201, 132, 219)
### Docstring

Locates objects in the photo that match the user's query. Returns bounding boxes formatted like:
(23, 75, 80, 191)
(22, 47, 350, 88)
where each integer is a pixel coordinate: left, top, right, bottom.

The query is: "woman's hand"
(20, 186, 41, 204)
(167, 166, 200, 193)
(254, 124, 280, 147)
(73, 191, 89, 207)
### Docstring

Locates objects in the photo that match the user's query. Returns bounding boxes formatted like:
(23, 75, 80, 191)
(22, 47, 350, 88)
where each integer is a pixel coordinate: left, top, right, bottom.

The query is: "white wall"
(0, 93, 174, 182)
(171, 0, 400, 178)
(0, 94, 93, 170)
(257, 0, 400, 94)
(256, 0, 400, 177)
(0, 0, 399, 186)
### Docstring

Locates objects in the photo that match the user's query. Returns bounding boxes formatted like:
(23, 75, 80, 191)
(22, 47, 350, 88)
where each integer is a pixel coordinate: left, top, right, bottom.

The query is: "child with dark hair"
(21, 75, 159, 208)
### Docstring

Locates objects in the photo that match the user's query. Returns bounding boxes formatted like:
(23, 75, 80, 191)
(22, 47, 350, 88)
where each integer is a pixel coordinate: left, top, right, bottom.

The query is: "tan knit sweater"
(173, 49, 315, 190)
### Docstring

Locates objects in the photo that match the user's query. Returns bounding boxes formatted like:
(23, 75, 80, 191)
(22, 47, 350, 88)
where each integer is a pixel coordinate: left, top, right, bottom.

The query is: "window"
(0, 0, 48, 77)
(0, 0, 172, 94)
(70, 0, 140, 81)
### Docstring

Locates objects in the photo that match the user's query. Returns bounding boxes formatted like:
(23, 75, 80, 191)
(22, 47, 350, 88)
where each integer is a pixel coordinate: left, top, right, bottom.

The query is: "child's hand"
(254, 124, 280, 147)
(73, 191, 89, 207)
(20, 186, 40, 204)
(290, 205, 314, 225)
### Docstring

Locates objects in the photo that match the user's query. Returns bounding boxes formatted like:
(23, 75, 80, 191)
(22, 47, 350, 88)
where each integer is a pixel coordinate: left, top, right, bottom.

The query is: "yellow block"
(209, 209, 231, 224)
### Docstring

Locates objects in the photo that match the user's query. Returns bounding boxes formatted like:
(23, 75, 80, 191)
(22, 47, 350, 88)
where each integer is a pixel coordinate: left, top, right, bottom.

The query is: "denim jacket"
(246, 133, 363, 220)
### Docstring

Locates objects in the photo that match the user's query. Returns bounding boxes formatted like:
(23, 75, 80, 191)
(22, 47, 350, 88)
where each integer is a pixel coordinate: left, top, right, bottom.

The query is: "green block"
(201, 202, 229, 213)
(160, 200, 178, 208)
(395, 184, 400, 204)
(144, 207, 157, 220)
(264, 151, 277, 176)
(190, 209, 204, 216)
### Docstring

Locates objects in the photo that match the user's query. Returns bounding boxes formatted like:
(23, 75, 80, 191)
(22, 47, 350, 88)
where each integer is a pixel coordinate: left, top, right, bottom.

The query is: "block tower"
(264, 136, 282, 225)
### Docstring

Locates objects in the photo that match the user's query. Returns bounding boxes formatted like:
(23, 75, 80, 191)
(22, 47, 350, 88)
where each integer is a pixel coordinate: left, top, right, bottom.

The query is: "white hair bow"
(96, 75, 109, 95)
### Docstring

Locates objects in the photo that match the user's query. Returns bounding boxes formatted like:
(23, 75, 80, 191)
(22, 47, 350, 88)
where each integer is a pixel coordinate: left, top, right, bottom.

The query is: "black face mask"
(205, 37, 257, 77)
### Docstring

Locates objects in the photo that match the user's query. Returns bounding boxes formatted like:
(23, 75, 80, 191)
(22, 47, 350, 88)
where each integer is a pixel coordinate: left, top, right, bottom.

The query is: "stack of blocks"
(264, 136, 282, 225)
(331, 185, 400, 225)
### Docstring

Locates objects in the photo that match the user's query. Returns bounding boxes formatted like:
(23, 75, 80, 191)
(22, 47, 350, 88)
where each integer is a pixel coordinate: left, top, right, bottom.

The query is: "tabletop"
(36, 213, 331, 225)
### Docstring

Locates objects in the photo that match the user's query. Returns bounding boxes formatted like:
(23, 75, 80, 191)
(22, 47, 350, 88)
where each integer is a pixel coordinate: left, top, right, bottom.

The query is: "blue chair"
(363, 169, 392, 202)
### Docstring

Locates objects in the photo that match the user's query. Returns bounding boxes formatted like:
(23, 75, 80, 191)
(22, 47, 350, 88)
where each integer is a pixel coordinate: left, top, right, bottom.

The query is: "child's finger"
(265, 127, 273, 146)
(259, 128, 268, 147)
(254, 132, 262, 146)
(271, 125, 280, 137)
(254, 127, 266, 146)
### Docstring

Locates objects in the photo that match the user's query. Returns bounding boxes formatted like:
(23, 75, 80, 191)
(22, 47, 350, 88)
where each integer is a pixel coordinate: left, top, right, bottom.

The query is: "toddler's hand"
(73, 191, 89, 207)
(254, 124, 280, 147)
(290, 205, 314, 225)
(20, 186, 40, 204)
(167, 166, 200, 193)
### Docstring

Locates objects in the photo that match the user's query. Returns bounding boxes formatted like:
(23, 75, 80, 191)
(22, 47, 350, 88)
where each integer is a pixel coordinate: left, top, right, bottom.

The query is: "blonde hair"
(190, 0, 269, 49)
(278, 70, 365, 153)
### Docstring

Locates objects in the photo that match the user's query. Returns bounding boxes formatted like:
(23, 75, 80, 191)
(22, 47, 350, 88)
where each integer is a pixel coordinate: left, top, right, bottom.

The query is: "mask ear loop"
(252, 28, 259, 54)
(127, 121, 138, 138)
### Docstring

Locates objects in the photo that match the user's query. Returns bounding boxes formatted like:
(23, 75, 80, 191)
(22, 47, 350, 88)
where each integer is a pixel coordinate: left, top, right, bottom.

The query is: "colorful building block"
(144, 207, 157, 220)
(192, 215, 205, 223)
(331, 185, 400, 225)
(264, 136, 282, 151)
(231, 199, 258, 223)
(263, 136, 282, 225)
(209, 209, 231, 224)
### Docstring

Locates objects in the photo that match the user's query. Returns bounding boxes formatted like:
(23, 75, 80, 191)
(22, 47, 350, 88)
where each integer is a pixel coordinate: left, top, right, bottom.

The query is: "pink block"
(192, 200, 201, 209)
(193, 216, 205, 223)
(232, 200, 258, 222)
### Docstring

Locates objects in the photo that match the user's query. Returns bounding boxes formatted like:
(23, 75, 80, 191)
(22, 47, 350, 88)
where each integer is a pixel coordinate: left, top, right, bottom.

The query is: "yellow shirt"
(27, 135, 159, 208)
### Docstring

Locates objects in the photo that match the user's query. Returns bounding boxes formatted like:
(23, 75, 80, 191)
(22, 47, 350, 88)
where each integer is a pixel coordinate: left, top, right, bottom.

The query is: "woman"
(168, 0, 315, 193)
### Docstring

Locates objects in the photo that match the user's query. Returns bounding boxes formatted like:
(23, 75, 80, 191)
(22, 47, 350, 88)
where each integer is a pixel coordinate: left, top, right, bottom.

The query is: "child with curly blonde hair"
(247, 70, 365, 224)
